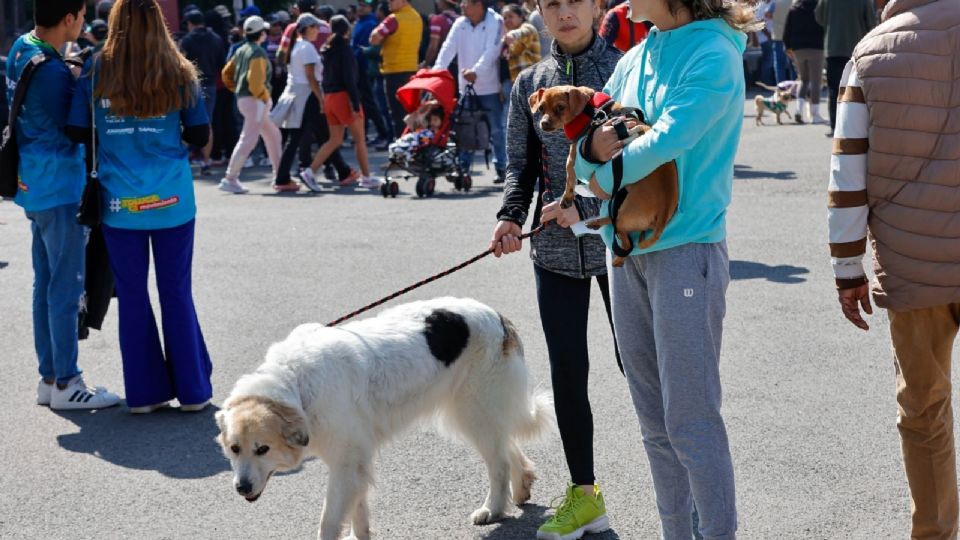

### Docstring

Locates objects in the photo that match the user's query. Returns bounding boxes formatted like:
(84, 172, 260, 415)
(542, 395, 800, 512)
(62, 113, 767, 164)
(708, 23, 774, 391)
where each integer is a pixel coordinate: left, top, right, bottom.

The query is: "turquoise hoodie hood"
(575, 18, 747, 255)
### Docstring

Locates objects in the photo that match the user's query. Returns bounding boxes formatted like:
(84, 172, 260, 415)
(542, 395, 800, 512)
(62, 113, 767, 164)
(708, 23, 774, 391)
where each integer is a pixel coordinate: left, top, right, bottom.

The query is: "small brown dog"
(528, 86, 678, 265)
(754, 90, 794, 126)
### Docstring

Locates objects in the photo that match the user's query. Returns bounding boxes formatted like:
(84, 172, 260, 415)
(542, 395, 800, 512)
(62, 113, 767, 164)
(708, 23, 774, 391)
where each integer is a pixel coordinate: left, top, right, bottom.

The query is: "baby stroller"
(382, 69, 472, 198)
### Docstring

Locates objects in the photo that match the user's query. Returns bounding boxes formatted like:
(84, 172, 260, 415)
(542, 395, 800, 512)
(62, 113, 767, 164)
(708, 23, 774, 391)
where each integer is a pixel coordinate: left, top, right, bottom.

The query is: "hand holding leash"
(490, 220, 523, 257)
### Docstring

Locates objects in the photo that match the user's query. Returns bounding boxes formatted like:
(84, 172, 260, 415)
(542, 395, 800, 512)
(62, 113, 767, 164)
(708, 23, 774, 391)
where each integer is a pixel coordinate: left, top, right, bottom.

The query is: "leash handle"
(326, 225, 545, 327)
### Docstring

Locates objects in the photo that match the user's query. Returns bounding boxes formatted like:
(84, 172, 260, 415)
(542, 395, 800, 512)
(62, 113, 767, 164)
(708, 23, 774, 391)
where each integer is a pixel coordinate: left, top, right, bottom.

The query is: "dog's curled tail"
(516, 389, 556, 442)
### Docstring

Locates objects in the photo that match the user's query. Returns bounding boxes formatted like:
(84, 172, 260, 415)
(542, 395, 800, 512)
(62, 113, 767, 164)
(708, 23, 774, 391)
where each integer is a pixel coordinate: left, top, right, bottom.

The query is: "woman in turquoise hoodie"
(574, 1, 757, 538)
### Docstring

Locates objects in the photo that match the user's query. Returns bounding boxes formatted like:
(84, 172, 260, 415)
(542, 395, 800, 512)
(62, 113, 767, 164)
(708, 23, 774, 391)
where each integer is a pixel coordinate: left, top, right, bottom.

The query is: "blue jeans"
(26, 202, 87, 384)
(501, 79, 513, 129)
(458, 92, 507, 175)
(759, 41, 776, 86)
(101, 219, 212, 408)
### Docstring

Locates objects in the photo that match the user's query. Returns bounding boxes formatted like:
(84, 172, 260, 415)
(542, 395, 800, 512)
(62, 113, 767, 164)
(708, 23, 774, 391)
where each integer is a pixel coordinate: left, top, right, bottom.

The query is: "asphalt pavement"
(0, 97, 948, 540)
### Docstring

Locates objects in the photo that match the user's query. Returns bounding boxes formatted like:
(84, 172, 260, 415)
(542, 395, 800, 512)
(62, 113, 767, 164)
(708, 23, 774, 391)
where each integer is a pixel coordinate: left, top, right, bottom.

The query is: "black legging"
(358, 71, 390, 141)
(275, 94, 350, 184)
(533, 263, 621, 486)
(384, 71, 414, 137)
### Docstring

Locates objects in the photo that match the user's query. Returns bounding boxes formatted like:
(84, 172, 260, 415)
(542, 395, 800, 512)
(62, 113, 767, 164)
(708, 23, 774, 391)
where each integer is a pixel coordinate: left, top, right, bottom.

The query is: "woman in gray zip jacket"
(488, 0, 622, 535)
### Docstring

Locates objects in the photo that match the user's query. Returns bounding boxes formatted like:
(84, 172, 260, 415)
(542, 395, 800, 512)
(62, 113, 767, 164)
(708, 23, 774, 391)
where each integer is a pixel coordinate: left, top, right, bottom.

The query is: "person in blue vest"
(66, 0, 213, 414)
(9, 0, 121, 410)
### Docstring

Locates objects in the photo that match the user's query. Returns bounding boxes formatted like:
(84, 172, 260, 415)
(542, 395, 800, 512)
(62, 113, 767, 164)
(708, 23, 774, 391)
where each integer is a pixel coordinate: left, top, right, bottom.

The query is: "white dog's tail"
(516, 389, 556, 442)
(498, 314, 557, 442)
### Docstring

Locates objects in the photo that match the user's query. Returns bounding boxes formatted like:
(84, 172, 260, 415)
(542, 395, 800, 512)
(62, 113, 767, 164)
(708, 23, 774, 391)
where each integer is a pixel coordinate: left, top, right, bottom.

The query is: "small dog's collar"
(563, 92, 613, 141)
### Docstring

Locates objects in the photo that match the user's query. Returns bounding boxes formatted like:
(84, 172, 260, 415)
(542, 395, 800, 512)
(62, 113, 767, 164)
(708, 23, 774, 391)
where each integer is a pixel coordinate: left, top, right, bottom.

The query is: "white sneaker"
(243, 157, 255, 169)
(129, 401, 170, 414)
(258, 156, 272, 167)
(50, 375, 121, 410)
(359, 175, 383, 189)
(180, 399, 210, 412)
(299, 168, 322, 192)
(218, 178, 249, 194)
(37, 378, 53, 406)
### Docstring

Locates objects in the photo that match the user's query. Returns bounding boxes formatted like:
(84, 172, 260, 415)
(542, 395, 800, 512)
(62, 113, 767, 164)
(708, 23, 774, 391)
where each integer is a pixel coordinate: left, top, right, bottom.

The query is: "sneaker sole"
(51, 398, 121, 410)
(129, 402, 170, 414)
(537, 514, 610, 540)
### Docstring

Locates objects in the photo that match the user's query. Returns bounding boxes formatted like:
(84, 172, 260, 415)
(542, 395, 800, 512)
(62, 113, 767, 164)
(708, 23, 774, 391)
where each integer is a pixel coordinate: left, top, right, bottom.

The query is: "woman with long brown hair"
(66, 0, 213, 414)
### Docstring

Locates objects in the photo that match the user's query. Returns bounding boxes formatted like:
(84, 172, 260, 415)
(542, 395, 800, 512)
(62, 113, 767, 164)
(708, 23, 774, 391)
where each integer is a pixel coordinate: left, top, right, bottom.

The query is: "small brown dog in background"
(528, 85, 678, 265)
(754, 90, 794, 126)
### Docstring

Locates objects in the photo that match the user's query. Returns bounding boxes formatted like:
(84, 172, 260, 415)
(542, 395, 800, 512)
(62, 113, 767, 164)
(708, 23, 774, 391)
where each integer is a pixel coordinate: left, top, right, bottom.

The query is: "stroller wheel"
(462, 175, 472, 192)
(453, 175, 463, 191)
(415, 176, 426, 198)
(389, 181, 399, 198)
(380, 183, 389, 197)
(425, 178, 436, 196)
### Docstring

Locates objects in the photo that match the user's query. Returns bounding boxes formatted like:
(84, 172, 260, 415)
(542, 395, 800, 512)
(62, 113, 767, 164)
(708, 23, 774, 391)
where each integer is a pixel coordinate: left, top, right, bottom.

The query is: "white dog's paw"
(471, 506, 506, 525)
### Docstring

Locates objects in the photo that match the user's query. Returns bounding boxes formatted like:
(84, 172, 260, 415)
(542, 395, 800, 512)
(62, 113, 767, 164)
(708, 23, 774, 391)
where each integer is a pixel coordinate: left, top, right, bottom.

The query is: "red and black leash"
(326, 225, 544, 327)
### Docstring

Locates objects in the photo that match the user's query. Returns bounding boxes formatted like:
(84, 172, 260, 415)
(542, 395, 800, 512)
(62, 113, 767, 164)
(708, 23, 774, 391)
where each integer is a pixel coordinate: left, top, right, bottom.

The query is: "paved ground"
(0, 97, 953, 540)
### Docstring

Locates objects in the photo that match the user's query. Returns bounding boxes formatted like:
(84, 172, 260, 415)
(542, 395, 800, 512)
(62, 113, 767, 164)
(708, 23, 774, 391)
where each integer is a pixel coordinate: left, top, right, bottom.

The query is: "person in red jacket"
(599, 2, 651, 53)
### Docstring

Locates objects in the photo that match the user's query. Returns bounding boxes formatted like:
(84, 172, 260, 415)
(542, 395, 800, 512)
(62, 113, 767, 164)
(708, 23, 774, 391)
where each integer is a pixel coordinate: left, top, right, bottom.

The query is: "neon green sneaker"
(537, 484, 610, 540)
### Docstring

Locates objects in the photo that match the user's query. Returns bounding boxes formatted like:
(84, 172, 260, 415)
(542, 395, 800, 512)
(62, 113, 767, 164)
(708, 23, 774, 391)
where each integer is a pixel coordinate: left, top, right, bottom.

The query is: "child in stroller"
(380, 69, 470, 198)
(388, 104, 444, 162)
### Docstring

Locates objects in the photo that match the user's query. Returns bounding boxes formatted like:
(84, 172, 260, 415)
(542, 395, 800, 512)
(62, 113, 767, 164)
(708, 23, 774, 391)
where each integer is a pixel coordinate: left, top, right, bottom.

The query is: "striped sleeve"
(828, 60, 869, 290)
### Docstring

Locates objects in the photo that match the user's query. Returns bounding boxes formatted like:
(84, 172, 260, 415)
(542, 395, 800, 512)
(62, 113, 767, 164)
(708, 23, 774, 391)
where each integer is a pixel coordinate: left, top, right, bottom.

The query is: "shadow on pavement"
(54, 405, 229, 479)
(478, 504, 621, 540)
(734, 164, 796, 181)
(730, 260, 809, 284)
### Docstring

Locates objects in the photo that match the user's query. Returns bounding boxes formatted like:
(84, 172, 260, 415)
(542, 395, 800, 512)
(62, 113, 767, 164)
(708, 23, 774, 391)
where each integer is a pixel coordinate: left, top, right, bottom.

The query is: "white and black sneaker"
(49, 375, 121, 410)
(37, 378, 53, 406)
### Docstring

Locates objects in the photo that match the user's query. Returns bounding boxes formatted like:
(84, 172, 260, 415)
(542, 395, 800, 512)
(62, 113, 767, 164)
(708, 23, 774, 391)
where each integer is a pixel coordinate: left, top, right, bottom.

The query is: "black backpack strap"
(8, 53, 54, 130)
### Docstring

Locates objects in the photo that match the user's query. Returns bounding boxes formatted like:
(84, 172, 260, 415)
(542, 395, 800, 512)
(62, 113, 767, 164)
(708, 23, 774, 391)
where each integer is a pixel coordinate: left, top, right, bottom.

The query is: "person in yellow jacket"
(220, 16, 284, 194)
(369, 0, 422, 136)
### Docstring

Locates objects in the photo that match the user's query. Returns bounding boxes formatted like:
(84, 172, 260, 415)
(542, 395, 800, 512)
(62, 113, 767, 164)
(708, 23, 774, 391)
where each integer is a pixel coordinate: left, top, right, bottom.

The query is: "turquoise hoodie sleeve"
(580, 47, 739, 195)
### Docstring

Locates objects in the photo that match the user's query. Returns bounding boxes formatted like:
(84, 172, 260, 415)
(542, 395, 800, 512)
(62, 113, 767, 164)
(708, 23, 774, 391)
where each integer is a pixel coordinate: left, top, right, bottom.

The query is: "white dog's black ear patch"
(424, 309, 470, 367)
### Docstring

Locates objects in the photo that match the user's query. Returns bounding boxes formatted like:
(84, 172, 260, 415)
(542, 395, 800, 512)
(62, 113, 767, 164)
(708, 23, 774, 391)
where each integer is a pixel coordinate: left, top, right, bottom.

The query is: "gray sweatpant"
(607, 242, 737, 540)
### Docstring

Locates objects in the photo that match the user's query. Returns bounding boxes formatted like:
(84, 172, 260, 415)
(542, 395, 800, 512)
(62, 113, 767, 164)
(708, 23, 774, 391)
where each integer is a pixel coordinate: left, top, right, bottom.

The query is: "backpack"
(452, 84, 490, 152)
(0, 53, 52, 198)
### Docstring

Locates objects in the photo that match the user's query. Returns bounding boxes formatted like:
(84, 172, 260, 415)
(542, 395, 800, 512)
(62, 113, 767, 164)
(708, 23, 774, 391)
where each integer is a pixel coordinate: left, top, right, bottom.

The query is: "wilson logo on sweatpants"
(683, 288, 694, 298)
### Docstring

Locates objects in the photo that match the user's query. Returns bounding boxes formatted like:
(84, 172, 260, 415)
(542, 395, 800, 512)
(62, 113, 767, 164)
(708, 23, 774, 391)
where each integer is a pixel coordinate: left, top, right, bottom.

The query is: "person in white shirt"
(271, 13, 352, 191)
(434, 0, 506, 184)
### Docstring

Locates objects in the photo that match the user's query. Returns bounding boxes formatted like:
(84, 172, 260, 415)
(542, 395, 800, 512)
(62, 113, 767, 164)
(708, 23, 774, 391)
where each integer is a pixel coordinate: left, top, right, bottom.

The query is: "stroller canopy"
(396, 69, 457, 115)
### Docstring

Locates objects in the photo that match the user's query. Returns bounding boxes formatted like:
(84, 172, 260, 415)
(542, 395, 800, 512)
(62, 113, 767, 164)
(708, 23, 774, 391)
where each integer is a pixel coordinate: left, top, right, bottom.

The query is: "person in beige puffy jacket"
(827, 1, 960, 537)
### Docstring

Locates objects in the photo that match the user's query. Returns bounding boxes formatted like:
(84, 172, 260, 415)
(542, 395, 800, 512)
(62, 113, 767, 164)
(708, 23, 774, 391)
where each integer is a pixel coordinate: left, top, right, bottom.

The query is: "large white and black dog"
(216, 297, 554, 540)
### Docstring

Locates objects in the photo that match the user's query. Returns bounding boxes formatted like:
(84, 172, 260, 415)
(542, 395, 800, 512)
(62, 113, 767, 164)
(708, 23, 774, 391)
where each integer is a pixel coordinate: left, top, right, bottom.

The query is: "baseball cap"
(271, 10, 292, 25)
(243, 15, 269, 34)
(184, 9, 205, 25)
(90, 19, 109, 40)
(296, 13, 322, 31)
(316, 4, 335, 20)
(239, 5, 262, 18)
